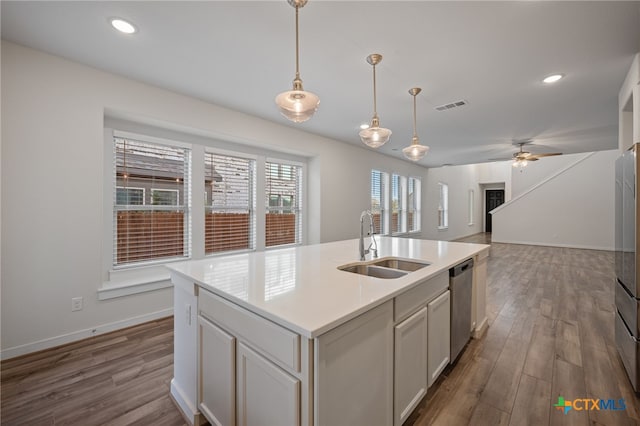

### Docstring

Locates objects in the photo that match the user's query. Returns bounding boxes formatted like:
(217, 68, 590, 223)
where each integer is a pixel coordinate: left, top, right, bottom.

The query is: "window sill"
(437, 226, 449, 231)
(98, 278, 172, 300)
(100, 262, 178, 300)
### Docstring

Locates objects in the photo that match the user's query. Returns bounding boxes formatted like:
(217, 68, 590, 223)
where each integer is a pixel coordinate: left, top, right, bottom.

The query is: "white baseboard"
(171, 379, 205, 426)
(489, 238, 613, 252)
(0, 308, 173, 360)
(473, 317, 488, 339)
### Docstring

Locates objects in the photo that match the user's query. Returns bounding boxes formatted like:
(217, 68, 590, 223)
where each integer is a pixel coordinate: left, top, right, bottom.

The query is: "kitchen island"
(168, 237, 490, 426)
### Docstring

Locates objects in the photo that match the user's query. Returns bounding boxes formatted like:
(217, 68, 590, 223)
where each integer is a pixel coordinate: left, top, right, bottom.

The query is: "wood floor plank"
(509, 374, 552, 426)
(479, 335, 529, 413)
(550, 359, 589, 426)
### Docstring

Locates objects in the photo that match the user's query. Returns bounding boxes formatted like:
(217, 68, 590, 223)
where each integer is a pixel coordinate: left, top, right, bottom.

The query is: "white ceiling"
(2, 1, 639, 167)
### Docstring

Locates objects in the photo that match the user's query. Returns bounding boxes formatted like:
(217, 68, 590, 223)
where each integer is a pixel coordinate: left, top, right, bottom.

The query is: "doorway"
(485, 189, 505, 232)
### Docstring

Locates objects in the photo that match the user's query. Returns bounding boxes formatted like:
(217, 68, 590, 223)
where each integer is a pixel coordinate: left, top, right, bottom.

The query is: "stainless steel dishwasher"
(450, 258, 474, 363)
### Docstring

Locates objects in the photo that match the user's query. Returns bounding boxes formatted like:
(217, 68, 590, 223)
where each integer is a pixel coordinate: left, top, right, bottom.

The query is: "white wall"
(420, 161, 511, 240)
(492, 150, 618, 250)
(619, 53, 639, 151)
(1, 42, 432, 356)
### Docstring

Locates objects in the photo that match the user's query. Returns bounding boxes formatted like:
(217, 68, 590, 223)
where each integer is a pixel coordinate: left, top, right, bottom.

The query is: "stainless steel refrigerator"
(615, 143, 640, 392)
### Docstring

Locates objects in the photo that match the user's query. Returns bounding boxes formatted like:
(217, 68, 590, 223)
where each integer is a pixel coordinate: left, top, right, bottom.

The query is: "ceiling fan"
(491, 141, 562, 167)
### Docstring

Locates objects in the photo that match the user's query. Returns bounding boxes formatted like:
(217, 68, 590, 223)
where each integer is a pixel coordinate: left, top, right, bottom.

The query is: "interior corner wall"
(0, 41, 428, 356)
(492, 150, 619, 250)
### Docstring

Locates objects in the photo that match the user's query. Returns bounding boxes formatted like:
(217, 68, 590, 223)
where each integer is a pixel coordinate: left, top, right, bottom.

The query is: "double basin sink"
(338, 257, 430, 279)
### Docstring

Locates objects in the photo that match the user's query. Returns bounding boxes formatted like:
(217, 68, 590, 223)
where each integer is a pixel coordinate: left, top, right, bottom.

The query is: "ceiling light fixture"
(512, 159, 528, 168)
(543, 74, 564, 84)
(275, 0, 319, 123)
(360, 123, 370, 130)
(402, 88, 430, 162)
(109, 18, 137, 34)
(359, 54, 392, 148)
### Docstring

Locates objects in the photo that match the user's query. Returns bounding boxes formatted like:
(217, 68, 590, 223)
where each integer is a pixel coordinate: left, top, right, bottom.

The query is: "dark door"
(485, 190, 505, 233)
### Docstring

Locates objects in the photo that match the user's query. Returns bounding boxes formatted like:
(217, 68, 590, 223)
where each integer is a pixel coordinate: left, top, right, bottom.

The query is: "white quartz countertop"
(167, 237, 490, 338)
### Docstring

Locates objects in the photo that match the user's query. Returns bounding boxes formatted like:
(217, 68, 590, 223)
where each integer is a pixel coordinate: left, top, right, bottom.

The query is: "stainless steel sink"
(369, 258, 430, 272)
(337, 257, 430, 279)
(338, 264, 408, 279)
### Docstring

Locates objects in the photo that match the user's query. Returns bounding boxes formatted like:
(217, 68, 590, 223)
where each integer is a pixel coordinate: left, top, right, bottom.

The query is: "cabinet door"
(237, 342, 300, 426)
(394, 307, 428, 426)
(199, 316, 236, 426)
(427, 290, 450, 387)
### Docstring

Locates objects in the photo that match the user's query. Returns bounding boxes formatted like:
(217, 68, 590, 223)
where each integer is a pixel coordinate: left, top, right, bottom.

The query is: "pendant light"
(359, 54, 392, 148)
(275, 0, 319, 123)
(402, 88, 430, 161)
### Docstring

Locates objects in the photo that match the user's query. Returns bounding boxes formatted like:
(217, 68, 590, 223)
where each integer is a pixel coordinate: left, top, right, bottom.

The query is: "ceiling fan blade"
(527, 157, 539, 161)
(530, 152, 562, 158)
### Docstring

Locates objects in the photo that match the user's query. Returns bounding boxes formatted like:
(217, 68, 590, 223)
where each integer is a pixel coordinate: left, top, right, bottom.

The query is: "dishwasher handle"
(450, 258, 474, 277)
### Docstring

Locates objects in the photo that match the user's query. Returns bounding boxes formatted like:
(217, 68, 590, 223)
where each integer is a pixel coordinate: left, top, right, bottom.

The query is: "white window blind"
(113, 137, 191, 266)
(438, 182, 449, 229)
(391, 174, 406, 234)
(265, 161, 302, 247)
(371, 170, 388, 235)
(205, 152, 256, 254)
(408, 177, 421, 232)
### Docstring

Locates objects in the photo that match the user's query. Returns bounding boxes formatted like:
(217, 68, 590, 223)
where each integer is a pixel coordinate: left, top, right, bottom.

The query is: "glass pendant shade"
(360, 54, 391, 148)
(403, 87, 430, 161)
(275, 85, 320, 123)
(359, 117, 392, 148)
(403, 136, 429, 161)
(275, 0, 319, 123)
(512, 159, 528, 168)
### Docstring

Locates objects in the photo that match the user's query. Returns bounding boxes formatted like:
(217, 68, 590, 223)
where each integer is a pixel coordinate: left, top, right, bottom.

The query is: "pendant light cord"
(372, 64, 378, 117)
(295, 6, 300, 80)
(412, 94, 418, 139)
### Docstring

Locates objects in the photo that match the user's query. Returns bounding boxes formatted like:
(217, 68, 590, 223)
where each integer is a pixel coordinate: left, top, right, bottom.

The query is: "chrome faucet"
(359, 210, 378, 261)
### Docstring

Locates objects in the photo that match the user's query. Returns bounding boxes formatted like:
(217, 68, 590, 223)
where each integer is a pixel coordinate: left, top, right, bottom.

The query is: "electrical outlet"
(71, 297, 83, 312)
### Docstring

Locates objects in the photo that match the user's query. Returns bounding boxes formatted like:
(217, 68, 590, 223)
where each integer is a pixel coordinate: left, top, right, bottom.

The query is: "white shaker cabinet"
(237, 342, 301, 426)
(393, 307, 428, 426)
(427, 290, 451, 387)
(199, 317, 235, 426)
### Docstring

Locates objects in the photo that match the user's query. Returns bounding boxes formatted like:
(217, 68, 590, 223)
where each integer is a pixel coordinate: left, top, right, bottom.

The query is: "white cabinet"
(199, 316, 235, 426)
(237, 342, 300, 426)
(315, 300, 393, 426)
(427, 290, 451, 387)
(197, 288, 307, 426)
(393, 307, 428, 426)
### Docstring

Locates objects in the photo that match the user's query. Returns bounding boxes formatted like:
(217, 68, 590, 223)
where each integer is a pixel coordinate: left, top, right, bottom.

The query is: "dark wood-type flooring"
(2, 233, 639, 425)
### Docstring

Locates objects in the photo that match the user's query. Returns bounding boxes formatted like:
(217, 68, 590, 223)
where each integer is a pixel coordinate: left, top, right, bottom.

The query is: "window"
(408, 177, 421, 232)
(371, 170, 388, 235)
(438, 182, 449, 229)
(391, 174, 406, 234)
(151, 188, 179, 206)
(205, 152, 256, 254)
(113, 137, 190, 266)
(116, 187, 144, 205)
(468, 189, 474, 225)
(266, 161, 302, 247)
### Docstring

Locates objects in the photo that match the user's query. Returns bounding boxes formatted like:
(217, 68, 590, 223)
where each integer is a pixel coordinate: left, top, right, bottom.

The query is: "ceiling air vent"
(435, 99, 468, 112)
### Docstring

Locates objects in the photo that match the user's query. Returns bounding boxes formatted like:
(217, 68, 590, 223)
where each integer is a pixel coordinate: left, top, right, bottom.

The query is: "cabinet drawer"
(394, 271, 448, 323)
(199, 288, 301, 372)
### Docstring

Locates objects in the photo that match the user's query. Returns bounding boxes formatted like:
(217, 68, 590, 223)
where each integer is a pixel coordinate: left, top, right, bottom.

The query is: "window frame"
(438, 182, 449, 230)
(204, 149, 257, 256)
(407, 176, 422, 234)
(265, 158, 304, 249)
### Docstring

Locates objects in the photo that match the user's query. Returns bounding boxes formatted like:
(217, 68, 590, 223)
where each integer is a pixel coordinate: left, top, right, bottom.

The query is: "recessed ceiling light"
(543, 74, 564, 84)
(360, 123, 370, 130)
(110, 18, 137, 34)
